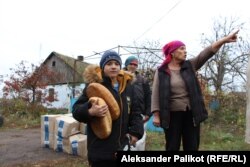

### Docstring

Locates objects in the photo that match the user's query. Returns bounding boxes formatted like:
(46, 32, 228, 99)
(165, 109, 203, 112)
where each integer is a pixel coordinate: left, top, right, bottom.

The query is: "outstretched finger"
(234, 29, 240, 34)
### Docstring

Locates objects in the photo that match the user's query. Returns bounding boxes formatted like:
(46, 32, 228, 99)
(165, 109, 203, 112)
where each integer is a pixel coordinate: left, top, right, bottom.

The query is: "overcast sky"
(0, 0, 249, 91)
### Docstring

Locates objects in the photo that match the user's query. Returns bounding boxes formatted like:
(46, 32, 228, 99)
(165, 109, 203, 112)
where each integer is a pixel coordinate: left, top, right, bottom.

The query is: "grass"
(0, 114, 41, 130)
(146, 131, 165, 150)
(0, 107, 68, 130)
(145, 123, 250, 151)
(200, 124, 250, 150)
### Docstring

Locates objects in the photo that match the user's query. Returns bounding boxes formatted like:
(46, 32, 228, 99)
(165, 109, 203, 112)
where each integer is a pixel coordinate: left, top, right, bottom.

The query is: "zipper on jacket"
(193, 117, 197, 127)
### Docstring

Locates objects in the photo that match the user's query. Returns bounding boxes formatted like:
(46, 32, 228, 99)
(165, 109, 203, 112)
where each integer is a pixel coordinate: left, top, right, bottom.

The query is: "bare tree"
(198, 16, 250, 144)
(200, 16, 250, 94)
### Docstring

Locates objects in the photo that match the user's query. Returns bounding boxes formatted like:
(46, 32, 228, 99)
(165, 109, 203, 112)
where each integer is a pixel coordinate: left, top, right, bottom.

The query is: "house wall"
(44, 83, 85, 110)
(45, 56, 76, 84)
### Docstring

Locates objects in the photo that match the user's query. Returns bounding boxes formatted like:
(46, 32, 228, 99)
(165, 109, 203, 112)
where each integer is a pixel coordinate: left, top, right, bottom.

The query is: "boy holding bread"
(73, 50, 143, 167)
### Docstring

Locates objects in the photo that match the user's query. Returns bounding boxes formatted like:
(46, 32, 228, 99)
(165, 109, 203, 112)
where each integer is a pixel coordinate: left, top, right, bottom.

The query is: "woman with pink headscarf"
(151, 30, 239, 151)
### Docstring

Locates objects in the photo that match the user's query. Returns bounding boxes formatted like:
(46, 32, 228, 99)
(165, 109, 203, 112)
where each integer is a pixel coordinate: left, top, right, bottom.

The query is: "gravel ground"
(0, 127, 81, 167)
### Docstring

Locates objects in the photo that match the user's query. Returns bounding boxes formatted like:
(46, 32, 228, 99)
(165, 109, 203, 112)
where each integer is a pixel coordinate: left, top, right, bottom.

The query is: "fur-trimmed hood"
(83, 65, 135, 93)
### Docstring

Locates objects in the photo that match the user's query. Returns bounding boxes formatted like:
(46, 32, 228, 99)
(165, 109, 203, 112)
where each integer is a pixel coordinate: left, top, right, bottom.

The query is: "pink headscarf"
(160, 40, 185, 69)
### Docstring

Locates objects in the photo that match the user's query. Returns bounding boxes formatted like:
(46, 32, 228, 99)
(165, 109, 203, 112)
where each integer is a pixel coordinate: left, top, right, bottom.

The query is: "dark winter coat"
(134, 71, 152, 117)
(123, 69, 152, 118)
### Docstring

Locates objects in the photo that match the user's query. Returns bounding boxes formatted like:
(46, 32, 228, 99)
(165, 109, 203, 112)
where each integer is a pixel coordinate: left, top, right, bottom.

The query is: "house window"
(48, 88, 55, 102)
(52, 61, 56, 67)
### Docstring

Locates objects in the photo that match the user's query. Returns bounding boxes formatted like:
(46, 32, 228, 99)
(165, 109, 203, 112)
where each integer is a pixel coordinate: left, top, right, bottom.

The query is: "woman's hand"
(153, 111, 161, 127)
(224, 29, 239, 43)
(212, 29, 240, 52)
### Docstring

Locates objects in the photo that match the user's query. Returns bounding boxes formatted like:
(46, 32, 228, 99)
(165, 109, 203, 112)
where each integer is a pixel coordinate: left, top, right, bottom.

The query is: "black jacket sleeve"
(143, 80, 152, 117)
(72, 87, 93, 123)
(128, 84, 144, 140)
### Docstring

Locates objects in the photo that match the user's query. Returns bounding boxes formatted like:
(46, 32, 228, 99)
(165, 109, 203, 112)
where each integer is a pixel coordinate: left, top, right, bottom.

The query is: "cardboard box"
(41, 115, 61, 148)
(68, 134, 87, 158)
(53, 135, 69, 152)
(54, 116, 80, 138)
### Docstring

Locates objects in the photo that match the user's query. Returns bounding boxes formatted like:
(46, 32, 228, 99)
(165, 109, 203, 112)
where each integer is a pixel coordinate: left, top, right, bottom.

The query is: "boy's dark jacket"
(72, 65, 143, 161)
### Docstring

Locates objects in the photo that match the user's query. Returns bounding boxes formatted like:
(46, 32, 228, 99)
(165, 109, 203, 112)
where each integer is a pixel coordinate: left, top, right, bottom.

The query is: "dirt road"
(0, 127, 82, 167)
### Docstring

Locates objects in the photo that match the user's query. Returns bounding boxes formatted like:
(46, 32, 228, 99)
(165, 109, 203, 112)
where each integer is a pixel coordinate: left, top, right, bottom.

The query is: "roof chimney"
(77, 55, 84, 61)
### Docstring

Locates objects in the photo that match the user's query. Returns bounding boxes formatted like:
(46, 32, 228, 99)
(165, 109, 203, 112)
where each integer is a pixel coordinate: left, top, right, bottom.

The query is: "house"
(41, 51, 91, 109)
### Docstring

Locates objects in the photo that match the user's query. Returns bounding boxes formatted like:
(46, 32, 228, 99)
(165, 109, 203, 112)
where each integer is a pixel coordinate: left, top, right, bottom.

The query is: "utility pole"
(72, 59, 77, 98)
(72, 55, 84, 98)
(245, 58, 250, 144)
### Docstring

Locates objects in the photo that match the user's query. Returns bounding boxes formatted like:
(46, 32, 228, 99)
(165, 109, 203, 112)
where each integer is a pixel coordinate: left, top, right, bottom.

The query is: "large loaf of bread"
(86, 83, 120, 120)
(89, 97, 112, 139)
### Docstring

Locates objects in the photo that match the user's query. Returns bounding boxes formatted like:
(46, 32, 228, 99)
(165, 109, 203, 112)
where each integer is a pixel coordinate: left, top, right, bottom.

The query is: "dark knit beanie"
(99, 50, 122, 69)
(125, 55, 138, 67)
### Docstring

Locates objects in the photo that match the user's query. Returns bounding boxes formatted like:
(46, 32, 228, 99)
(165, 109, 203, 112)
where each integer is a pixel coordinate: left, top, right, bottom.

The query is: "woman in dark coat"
(151, 30, 239, 151)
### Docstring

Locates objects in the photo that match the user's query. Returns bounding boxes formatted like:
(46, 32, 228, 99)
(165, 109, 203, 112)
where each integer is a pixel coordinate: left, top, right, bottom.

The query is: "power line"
(135, 0, 182, 41)
(83, 45, 162, 62)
